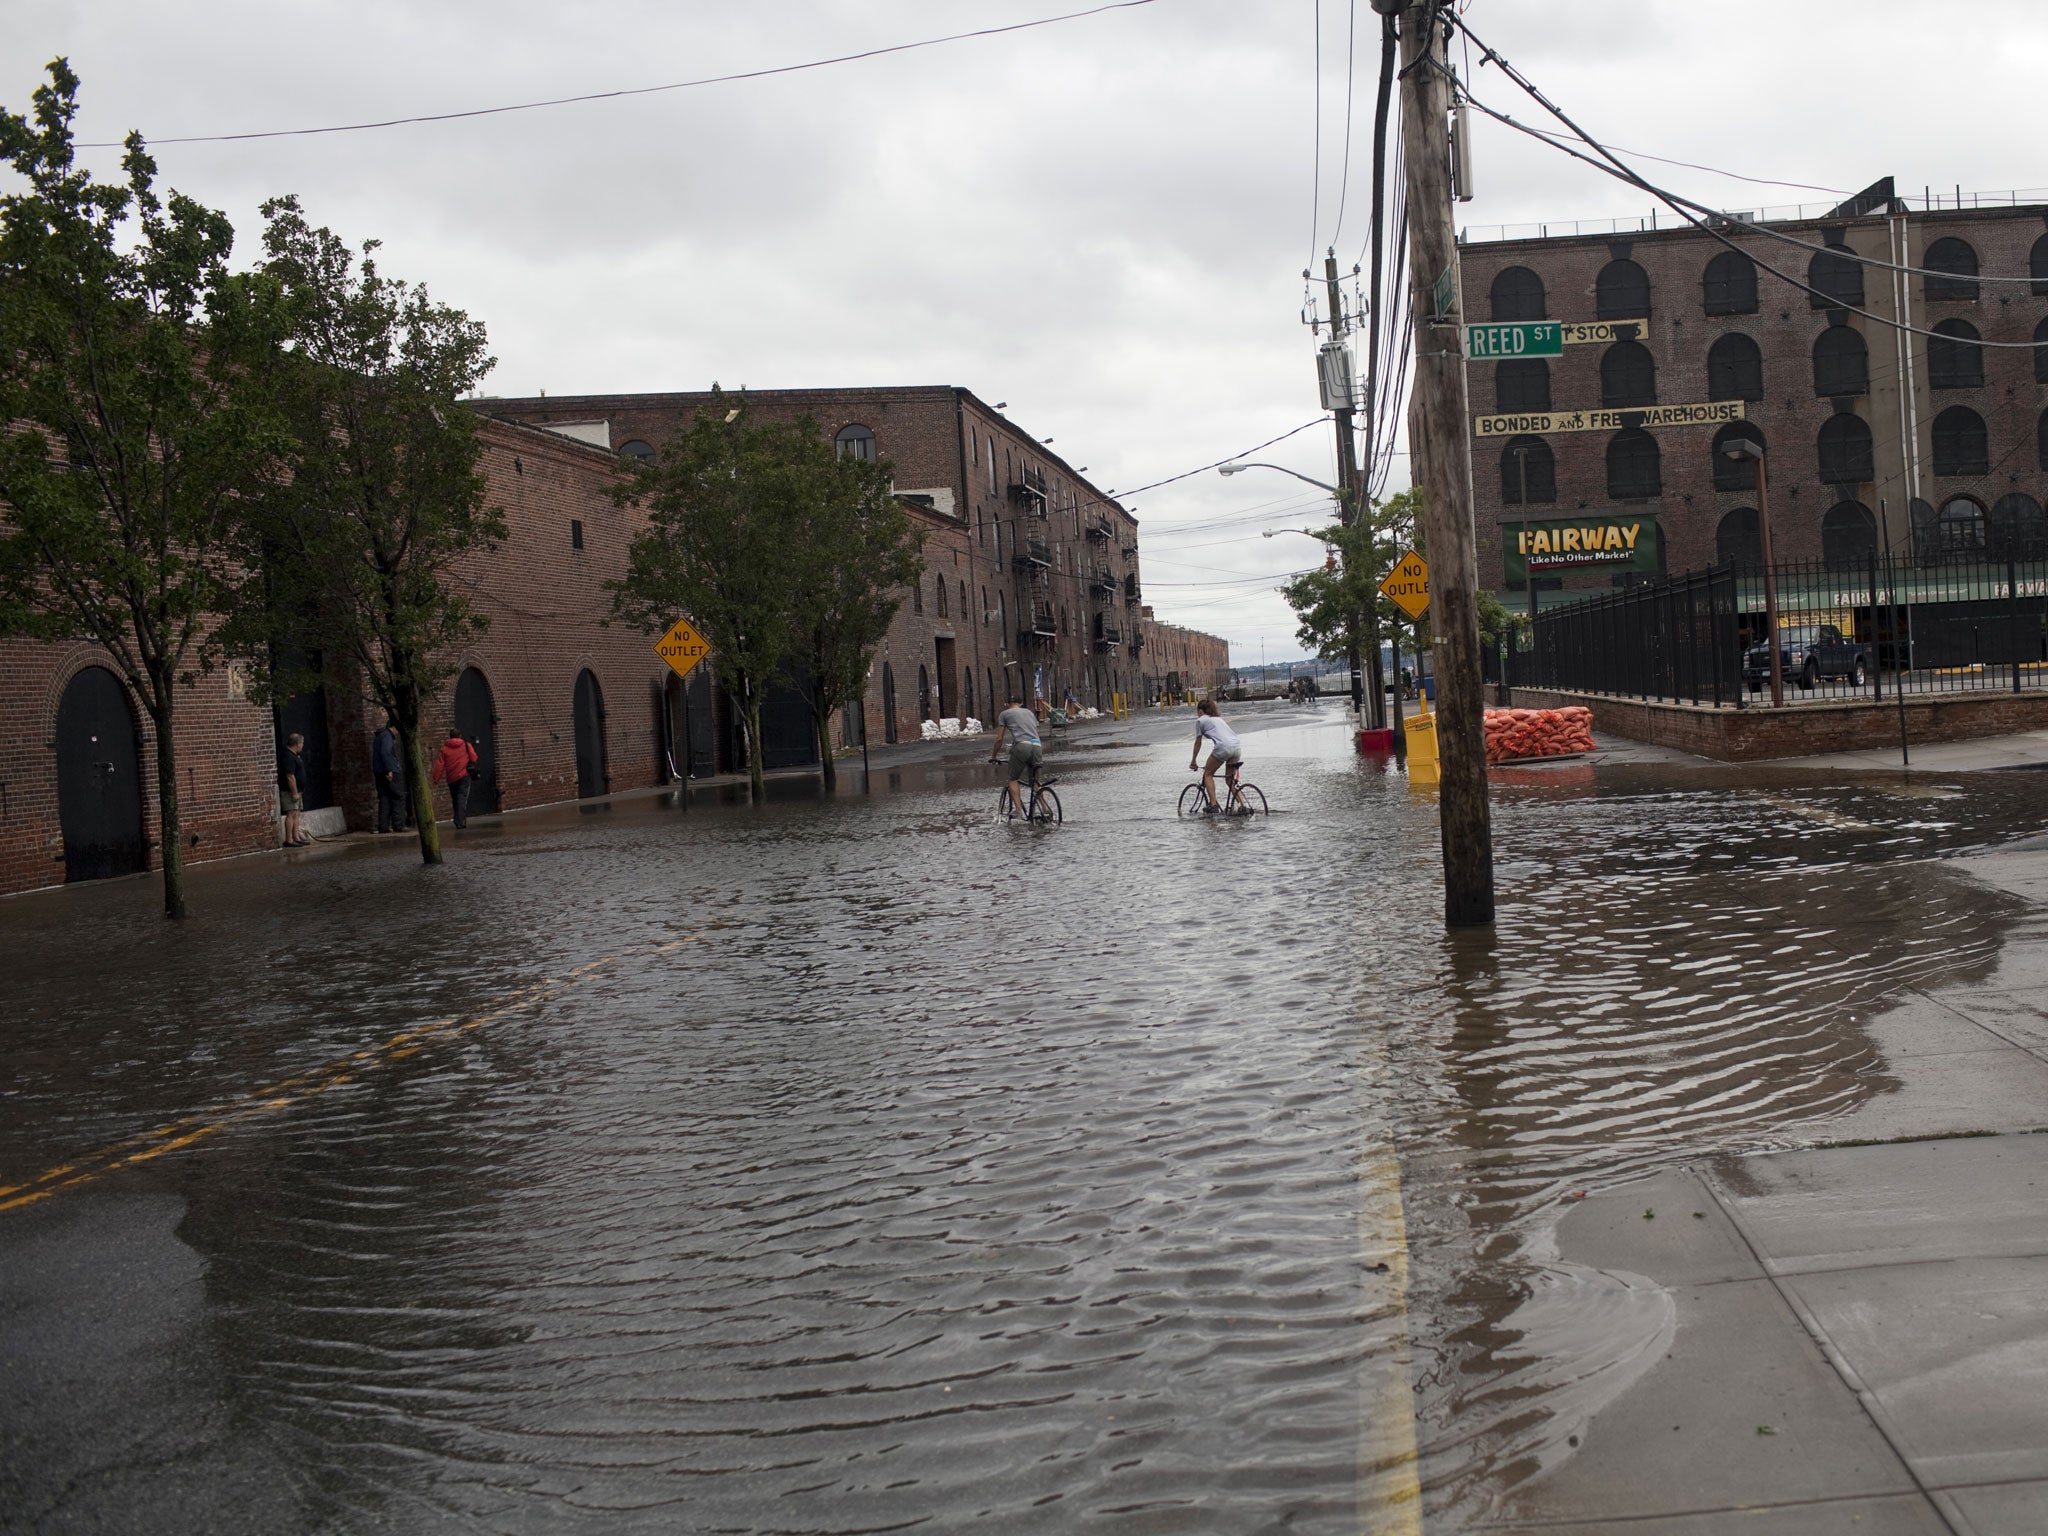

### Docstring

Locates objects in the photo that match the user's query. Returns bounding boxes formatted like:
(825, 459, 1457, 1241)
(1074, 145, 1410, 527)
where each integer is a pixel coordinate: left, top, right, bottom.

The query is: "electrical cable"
(1307, 0, 1323, 264)
(1449, 15, 2048, 302)
(1105, 418, 1330, 500)
(1328, 0, 1361, 252)
(79, 0, 1164, 147)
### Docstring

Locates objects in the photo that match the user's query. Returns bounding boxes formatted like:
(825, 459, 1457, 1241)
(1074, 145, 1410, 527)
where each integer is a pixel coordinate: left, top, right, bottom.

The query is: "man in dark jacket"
(372, 710, 407, 834)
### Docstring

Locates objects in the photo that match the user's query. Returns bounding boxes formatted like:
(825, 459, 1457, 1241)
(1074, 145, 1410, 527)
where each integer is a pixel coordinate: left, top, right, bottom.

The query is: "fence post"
(2011, 554, 2024, 696)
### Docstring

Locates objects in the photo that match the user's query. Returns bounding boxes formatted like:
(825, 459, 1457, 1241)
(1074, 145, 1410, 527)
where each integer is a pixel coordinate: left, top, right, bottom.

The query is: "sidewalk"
(1490, 844, 2048, 1534)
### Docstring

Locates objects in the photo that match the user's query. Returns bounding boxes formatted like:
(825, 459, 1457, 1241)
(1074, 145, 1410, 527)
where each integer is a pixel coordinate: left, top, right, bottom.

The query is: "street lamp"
(1722, 437, 1782, 708)
(1224, 464, 1369, 720)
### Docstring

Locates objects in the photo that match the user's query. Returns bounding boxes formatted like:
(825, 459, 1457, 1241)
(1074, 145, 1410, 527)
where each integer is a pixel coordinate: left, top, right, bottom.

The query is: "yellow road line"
(1359, 1146, 1424, 1535)
(0, 934, 697, 1216)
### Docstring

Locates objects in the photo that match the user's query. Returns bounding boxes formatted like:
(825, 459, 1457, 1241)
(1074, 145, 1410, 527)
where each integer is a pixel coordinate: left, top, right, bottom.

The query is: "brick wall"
(0, 638, 277, 898)
(1512, 684, 2048, 761)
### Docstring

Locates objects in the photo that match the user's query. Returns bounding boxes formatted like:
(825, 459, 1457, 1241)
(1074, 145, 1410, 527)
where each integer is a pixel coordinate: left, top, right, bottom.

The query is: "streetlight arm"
(1219, 462, 1345, 497)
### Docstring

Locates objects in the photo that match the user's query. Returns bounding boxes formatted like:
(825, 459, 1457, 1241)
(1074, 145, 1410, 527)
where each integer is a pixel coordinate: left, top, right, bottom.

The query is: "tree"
(1279, 488, 1419, 662)
(226, 196, 501, 866)
(611, 395, 823, 802)
(795, 451, 923, 787)
(0, 61, 287, 918)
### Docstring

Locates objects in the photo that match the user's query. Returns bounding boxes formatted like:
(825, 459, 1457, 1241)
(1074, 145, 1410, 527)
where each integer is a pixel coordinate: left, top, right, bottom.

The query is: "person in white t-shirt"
(1188, 698, 1242, 812)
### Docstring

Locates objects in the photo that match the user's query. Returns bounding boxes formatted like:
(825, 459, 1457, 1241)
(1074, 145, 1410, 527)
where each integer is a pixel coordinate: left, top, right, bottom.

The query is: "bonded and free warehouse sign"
(1502, 517, 1660, 581)
(1474, 399, 1745, 438)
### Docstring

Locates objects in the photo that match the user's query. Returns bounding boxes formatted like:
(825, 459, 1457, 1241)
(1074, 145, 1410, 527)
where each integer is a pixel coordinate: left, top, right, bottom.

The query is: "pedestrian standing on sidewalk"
(430, 727, 479, 829)
(372, 710, 408, 834)
(278, 732, 311, 847)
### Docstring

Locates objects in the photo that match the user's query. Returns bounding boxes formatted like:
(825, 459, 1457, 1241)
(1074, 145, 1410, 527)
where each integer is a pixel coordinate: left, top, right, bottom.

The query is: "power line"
(1328, 0, 1361, 252)
(79, 0, 1163, 148)
(1307, 0, 1324, 264)
(1449, 64, 2048, 348)
(1106, 418, 1329, 499)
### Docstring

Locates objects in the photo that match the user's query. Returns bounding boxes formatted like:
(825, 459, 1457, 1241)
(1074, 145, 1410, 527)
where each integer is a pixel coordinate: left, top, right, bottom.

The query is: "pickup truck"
(1744, 623, 1874, 692)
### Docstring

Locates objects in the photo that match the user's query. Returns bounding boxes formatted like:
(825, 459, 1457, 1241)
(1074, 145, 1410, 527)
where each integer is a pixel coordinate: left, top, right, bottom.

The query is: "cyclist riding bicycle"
(1188, 698, 1242, 812)
(989, 689, 1044, 818)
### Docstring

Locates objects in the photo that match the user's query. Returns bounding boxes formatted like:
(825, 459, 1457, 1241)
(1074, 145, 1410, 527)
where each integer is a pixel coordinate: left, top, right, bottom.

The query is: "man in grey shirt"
(989, 690, 1044, 817)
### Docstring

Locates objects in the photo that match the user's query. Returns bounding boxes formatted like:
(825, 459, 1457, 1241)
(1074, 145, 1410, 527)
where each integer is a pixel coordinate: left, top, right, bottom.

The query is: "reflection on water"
(0, 712, 2040, 1533)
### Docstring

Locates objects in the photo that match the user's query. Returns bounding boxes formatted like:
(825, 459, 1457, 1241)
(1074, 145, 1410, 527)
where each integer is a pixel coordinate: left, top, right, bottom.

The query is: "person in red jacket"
(429, 728, 480, 828)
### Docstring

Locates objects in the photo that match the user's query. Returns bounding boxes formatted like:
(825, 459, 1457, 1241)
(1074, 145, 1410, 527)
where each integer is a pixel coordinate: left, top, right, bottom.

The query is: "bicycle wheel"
(1177, 783, 1210, 818)
(1032, 786, 1062, 825)
(1230, 782, 1267, 816)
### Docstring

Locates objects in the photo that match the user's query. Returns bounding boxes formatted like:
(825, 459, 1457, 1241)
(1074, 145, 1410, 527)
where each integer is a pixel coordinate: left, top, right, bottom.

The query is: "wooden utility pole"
(1322, 250, 1368, 721)
(1396, 1, 1494, 926)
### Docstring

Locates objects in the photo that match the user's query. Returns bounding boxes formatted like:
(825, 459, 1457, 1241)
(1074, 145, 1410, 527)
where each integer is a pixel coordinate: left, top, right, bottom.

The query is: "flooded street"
(3, 704, 2043, 1534)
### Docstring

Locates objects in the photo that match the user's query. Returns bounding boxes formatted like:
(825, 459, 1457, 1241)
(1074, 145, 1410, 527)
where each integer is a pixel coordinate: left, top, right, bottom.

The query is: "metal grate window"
(1495, 359, 1551, 413)
(1928, 319, 1984, 389)
(1821, 500, 1876, 567)
(1812, 325, 1868, 396)
(1818, 414, 1874, 484)
(1712, 422, 1765, 490)
(1931, 406, 1988, 476)
(1489, 265, 1546, 321)
(1606, 427, 1661, 499)
(1596, 258, 1651, 319)
(1923, 237, 1980, 302)
(1702, 250, 1758, 315)
(1600, 340, 1656, 407)
(1716, 507, 1762, 569)
(1807, 247, 1864, 308)
(1707, 332, 1763, 401)
(1499, 436, 1555, 504)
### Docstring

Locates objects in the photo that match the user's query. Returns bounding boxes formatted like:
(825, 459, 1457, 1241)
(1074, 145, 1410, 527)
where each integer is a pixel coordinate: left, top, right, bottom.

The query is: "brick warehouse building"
(1457, 180, 2048, 603)
(477, 386, 1226, 743)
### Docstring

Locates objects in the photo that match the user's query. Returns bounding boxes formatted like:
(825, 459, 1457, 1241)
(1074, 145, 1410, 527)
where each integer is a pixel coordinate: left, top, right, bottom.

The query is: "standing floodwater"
(1, 706, 2038, 1533)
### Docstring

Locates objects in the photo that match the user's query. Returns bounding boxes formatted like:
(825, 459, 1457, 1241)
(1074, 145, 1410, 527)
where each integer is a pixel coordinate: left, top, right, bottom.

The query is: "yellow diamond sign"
(1379, 548, 1430, 621)
(654, 616, 711, 680)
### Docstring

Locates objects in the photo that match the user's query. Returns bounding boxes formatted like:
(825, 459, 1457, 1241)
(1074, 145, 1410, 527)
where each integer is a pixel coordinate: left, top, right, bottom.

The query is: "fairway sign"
(1380, 549, 1430, 622)
(655, 616, 711, 680)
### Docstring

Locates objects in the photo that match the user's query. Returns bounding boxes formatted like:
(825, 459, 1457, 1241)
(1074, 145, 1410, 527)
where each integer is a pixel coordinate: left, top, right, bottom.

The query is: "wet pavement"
(4, 701, 2047, 1534)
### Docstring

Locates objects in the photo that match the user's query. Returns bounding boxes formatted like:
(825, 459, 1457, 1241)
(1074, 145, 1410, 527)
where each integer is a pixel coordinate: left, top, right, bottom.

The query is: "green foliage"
(224, 195, 501, 864)
(0, 60, 287, 916)
(795, 450, 924, 783)
(1278, 488, 1420, 661)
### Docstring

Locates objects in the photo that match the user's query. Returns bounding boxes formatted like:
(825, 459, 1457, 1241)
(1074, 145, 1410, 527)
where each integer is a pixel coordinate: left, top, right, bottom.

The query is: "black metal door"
(55, 666, 146, 883)
(573, 669, 608, 798)
(881, 663, 898, 744)
(685, 669, 717, 777)
(453, 667, 500, 813)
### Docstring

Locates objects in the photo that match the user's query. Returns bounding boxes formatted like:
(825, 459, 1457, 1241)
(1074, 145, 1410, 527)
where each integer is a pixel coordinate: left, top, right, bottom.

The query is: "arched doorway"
(573, 669, 608, 798)
(917, 663, 932, 721)
(55, 666, 146, 883)
(453, 667, 500, 813)
(881, 662, 898, 744)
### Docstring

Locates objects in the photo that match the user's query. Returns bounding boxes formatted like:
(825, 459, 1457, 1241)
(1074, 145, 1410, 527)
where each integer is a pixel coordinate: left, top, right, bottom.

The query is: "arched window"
(1490, 265, 1546, 321)
(1499, 436, 1555, 504)
(1597, 258, 1651, 318)
(1495, 359, 1550, 413)
(934, 574, 947, 617)
(1702, 250, 1758, 315)
(1936, 496, 1987, 558)
(618, 439, 656, 463)
(1716, 507, 1763, 569)
(1808, 245, 1864, 308)
(1600, 340, 1657, 407)
(2034, 318, 2048, 384)
(1812, 325, 1868, 396)
(1606, 428, 1661, 499)
(835, 423, 877, 461)
(911, 574, 923, 613)
(1928, 319, 1983, 389)
(1991, 493, 2048, 560)
(1923, 237, 1979, 301)
(1707, 332, 1763, 400)
(1822, 501, 1877, 568)
(2033, 234, 2048, 298)
(880, 662, 898, 743)
(1818, 414, 1874, 484)
(1931, 406, 1988, 476)
(1712, 421, 1765, 490)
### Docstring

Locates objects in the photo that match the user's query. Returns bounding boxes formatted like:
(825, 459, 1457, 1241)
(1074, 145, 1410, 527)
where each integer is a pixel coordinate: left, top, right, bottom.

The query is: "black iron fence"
(1500, 555, 2048, 707)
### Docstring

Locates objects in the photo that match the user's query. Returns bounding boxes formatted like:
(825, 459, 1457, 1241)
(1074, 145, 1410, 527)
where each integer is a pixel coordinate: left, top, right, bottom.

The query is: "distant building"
(477, 386, 1224, 737)
(1457, 179, 2048, 603)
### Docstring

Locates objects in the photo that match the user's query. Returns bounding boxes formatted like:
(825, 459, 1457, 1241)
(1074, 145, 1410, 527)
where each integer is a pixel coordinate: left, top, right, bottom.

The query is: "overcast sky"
(10, 0, 2047, 662)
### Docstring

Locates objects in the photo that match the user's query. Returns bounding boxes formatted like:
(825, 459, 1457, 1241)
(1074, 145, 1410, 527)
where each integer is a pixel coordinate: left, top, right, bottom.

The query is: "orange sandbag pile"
(1483, 706, 1595, 764)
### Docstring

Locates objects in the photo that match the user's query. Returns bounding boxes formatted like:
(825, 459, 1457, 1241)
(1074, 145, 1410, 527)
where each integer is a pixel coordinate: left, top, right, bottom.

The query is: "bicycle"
(998, 774, 1062, 825)
(1178, 774, 1267, 818)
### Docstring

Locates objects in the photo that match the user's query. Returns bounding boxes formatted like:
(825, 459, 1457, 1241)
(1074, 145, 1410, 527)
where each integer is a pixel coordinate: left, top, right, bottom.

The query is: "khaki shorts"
(1205, 749, 1241, 773)
(1007, 741, 1044, 782)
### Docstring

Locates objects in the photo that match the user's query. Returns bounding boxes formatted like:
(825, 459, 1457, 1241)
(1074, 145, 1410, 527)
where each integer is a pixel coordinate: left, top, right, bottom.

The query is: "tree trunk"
(394, 681, 442, 865)
(743, 696, 767, 803)
(149, 676, 187, 920)
(814, 699, 837, 790)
